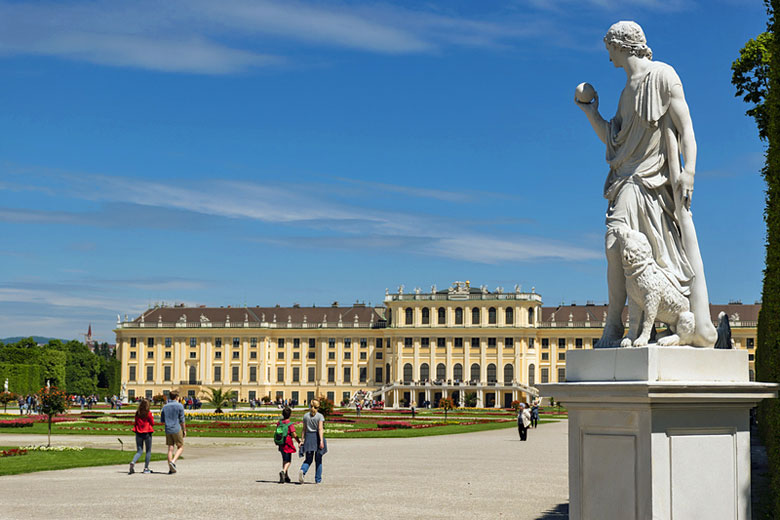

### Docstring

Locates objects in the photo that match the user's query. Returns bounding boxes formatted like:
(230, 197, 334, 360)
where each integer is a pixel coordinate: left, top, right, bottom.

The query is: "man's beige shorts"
(165, 431, 184, 448)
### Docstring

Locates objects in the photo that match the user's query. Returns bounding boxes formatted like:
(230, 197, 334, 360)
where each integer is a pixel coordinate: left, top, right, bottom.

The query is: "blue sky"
(0, 0, 768, 342)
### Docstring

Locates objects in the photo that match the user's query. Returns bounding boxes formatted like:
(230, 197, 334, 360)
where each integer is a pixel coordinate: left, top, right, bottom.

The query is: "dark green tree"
(733, 2, 780, 516)
(64, 341, 99, 395)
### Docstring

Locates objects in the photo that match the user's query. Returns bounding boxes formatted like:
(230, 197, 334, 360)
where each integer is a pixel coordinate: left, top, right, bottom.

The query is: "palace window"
(215, 338, 222, 348)
(345, 338, 352, 349)
(130, 351, 137, 359)
(471, 337, 480, 348)
(487, 363, 497, 383)
(488, 307, 497, 324)
(528, 364, 535, 385)
(249, 366, 257, 382)
(404, 337, 413, 348)
(505, 307, 514, 324)
(294, 338, 300, 348)
(251, 337, 257, 347)
(190, 337, 197, 348)
(541, 352, 549, 360)
(422, 308, 430, 325)
(403, 364, 413, 382)
(558, 352, 566, 361)
(147, 337, 154, 349)
(541, 368, 549, 383)
(438, 307, 446, 324)
(146, 366, 154, 381)
(250, 351, 257, 359)
(454, 337, 463, 348)
(189, 352, 196, 359)
(420, 363, 430, 381)
(505, 337, 514, 348)
(147, 350, 154, 359)
(232, 351, 240, 359)
(376, 351, 383, 360)
(344, 351, 351, 360)
(164, 366, 171, 381)
(215, 351, 222, 359)
(328, 367, 335, 383)
(165, 351, 171, 359)
(130, 338, 137, 348)
(308, 366, 315, 382)
(453, 363, 463, 381)
(436, 363, 446, 380)
(528, 307, 534, 325)
(472, 308, 480, 324)
(528, 338, 535, 349)
(405, 307, 413, 325)
(455, 308, 463, 325)
(558, 368, 566, 382)
(375, 367, 383, 383)
(129, 366, 136, 381)
(360, 338, 367, 349)
(747, 338, 755, 348)
(293, 367, 300, 383)
(437, 337, 446, 348)
(214, 366, 221, 382)
(277, 351, 284, 360)
(503, 363, 513, 383)
(360, 351, 367, 360)
(470, 363, 480, 382)
(165, 337, 172, 348)
(293, 351, 300, 360)
(558, 338, 566, 349)
(328, 338, 335, 349)
(359, 367, 367, 383)
(232, 366, 239, 382)
(376, 338, 383, 349)
(343, 367, 351, 383)
(328, 351, 335, 360)
(488, 338, 497, 348)
(576, 338, 583, 348)
(232, 337, 239, 348)
(421, 337, 430, 348)
(277, 367, 284, 382)
(542, 338, 549, 349)
(278, 338, 285, 349)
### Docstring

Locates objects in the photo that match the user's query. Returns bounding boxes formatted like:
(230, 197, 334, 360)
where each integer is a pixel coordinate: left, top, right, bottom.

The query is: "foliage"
(733, 31, 773, 140)
(152, 394, 167, 406)
(376, 420, 412, 429)
(0, 391, 18, 413)
(37, 386, 68, 447)
(0, 363, 43, 394)
(261, 395, 271, 404)
(64, 341, 100, 395)
(204, 387, 232, 413)
(463, 392, 477, 407)
(316, 396, 335, 417)
(736, 2, 780, 517)
(510, 400, 523, 413)
(439, 397, 455, 419)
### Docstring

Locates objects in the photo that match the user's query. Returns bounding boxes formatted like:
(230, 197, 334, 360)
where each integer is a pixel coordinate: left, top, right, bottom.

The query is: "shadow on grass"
(534, 503, 568, 519)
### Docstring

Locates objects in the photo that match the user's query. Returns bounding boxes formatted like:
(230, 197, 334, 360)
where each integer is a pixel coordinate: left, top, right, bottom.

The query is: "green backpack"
(273, 420, 290, 446)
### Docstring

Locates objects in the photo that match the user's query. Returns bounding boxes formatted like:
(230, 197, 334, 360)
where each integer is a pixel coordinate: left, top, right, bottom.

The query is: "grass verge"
(0, 447, 166, 476)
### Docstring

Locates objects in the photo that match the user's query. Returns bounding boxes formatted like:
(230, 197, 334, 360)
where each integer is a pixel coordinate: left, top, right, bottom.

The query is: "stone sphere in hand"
(575, 82, 596, 104)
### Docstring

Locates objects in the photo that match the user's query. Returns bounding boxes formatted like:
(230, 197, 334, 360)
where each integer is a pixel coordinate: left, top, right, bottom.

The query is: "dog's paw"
(633, 336, 649, 347)
(620, 337, 634, 348)
(657, 334, 681, 347)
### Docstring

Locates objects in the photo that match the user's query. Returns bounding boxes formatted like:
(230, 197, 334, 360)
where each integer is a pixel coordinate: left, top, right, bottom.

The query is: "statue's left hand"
(677, 170, 694, 210)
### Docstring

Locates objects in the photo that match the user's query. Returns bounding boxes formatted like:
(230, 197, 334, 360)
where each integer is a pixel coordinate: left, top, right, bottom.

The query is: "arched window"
(436, 363, 446, 381)
(505, 307, 514, 324)
(528, 307, 534, 325)
(487, 363, 497, 383)
(528, 364, 535, 386)
(403, 363, 413, 382)
(420, 363, 429, 381)
(421, 307, 430, 325)
(188, 365, 197, 384)
(453, 363, 463, 381)
(455, 307, 463, 325)
(488, 307, 497, 324)
(385, 363, 391, 383)
(504, 363, 514, 384)
(470, 363, 480, 383)
(405, 307, 413, 325)
(438, 307, 446, 324)
(472, 307, 480, 325)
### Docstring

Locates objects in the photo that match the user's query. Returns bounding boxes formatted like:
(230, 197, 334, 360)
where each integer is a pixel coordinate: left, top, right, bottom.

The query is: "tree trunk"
(48, 416, 52, 447)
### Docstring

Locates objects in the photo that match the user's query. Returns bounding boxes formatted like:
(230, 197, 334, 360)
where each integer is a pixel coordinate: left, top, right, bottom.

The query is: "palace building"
(114, 281, 759, 408)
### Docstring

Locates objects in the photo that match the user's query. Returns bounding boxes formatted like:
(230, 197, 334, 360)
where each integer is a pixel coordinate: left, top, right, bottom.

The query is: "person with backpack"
(274, 406, 300, 483)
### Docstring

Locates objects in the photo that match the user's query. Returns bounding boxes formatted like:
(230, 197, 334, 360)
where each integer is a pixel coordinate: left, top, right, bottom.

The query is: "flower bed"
(376, 421, 412, 429)
(22, 445, 84, 452)
(0, 418, 34, 428)
(1, 448, 28, 457)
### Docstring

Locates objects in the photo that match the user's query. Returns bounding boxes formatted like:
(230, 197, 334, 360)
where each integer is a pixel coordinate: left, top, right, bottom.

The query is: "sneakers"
(168, 461, 177, 474)
(143, 468, 151, 474)
(298, 469, 305, 484)
(128, 462, 135, 475)
(284, 472, 291, 483)
(279, 471, 285, 484)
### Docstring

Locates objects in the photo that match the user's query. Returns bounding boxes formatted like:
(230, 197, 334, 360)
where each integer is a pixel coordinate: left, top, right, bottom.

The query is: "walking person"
(298, 399, 326, 484)
(160, 391, 186, 474)
(530, 400, 539, 429)
(517, 403, 531, 441)
(274, 406, 300, 483)
(129, 399, 155, 474)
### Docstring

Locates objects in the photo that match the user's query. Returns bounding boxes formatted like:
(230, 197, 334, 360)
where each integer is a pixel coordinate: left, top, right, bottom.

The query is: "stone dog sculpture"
(616, 228, 695, 347)
(575, 20, 717, 347)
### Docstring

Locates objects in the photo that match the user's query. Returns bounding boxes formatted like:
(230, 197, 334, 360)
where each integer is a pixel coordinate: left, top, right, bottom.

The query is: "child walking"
(275, 406, 300, 483)
(129, 399, 154, 474)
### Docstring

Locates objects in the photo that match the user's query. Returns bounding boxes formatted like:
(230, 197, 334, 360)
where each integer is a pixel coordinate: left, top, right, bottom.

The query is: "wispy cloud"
(1, 168, 600, 263)
(0, 0, 546, 74)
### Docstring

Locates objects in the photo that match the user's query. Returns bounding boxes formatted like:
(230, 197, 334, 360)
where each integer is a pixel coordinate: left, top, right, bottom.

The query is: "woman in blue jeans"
(299, 400, 326, 484)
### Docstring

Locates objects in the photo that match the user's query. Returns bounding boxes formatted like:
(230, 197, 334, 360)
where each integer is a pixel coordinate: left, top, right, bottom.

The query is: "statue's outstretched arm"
(575, 92, 609, 145)
(668, 84, 697, 210)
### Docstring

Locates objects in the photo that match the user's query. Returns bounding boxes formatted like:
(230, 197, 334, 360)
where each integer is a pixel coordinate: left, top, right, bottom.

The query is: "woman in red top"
(277, 406, 300, 483)
(129, 399, 155, 474)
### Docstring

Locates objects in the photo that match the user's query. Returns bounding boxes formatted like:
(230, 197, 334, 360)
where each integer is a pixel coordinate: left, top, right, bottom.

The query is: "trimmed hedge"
(0, 363, 43, 395)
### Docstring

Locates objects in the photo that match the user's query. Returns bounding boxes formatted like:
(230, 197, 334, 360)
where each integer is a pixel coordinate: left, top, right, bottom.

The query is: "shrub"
(316, 396, 334, 418)
(38, 386, 68, 447)
(0, 391, 18, 413)
(0, 418, 33, 428)
(464, 392, 478, 407)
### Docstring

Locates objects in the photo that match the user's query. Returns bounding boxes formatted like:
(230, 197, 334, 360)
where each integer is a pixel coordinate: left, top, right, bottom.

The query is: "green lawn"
(0, 447, 167, 476)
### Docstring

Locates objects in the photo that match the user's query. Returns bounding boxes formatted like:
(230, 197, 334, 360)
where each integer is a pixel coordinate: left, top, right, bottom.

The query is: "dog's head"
(616, 228, 653, 267)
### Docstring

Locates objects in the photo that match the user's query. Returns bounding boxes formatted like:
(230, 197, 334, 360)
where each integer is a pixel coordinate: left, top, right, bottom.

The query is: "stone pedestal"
(539, 346, 777, 520)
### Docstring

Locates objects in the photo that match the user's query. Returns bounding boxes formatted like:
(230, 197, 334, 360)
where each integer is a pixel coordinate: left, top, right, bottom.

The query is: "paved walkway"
(0, 421, 569, 520)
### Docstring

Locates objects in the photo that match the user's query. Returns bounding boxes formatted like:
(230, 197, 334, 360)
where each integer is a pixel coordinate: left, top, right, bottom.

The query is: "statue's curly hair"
(604, 21, 653, 60)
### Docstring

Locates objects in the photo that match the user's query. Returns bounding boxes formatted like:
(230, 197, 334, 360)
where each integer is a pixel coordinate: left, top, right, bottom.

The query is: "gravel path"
(0, 420, 569, 520)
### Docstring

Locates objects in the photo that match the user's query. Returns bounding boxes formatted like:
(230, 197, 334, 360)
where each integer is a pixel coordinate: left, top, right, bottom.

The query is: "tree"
(204, 387, 232, 413)
(438, 397, 455, 420)
(64, 341, 99, 395)
(733, 32, 773, 140)
(316, 396, 334, 418)
(0, 391, 17, 413)
(733, 3, 780, 516)
(152, 394, 166, 407)
(38, 386, 68, 447)
(464, 392, 477, 407)
(511, 400, 523, 413)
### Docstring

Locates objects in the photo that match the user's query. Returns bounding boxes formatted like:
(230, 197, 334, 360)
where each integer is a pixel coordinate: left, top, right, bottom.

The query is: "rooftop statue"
(575, 21, 717, 347)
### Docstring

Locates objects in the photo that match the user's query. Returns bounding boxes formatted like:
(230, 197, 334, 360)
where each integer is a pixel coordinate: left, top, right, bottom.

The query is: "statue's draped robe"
(604, 61, 694, 296)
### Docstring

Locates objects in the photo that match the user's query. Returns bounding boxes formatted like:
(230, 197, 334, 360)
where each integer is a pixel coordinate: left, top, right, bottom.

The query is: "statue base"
(539, 346, 777, 520)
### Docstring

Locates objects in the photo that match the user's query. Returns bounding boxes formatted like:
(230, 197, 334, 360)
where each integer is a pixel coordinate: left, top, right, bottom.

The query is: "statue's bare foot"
(596, 324, 624, 348)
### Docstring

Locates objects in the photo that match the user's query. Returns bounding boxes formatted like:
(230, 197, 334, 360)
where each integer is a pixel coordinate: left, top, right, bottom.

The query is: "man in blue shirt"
(160, 390, 186, 474)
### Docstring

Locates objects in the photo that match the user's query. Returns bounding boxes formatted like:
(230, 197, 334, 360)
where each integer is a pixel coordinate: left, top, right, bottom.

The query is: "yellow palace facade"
(114, 281, 759, 408)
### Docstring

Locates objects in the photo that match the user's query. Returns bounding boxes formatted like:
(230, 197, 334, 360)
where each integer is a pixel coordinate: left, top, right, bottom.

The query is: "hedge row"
(0, 363, 43, 395)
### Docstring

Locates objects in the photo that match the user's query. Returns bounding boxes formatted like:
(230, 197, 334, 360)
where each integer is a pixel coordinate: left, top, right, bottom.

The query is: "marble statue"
(575, 21, 717, 347)
(4, 378, 8, 392)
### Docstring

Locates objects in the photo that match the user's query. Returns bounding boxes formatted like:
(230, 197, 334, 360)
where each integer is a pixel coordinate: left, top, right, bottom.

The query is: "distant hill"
(1, 336, 65, 345)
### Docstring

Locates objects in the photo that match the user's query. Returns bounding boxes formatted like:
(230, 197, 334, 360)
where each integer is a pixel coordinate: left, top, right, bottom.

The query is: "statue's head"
(604, 21, 653, 60)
